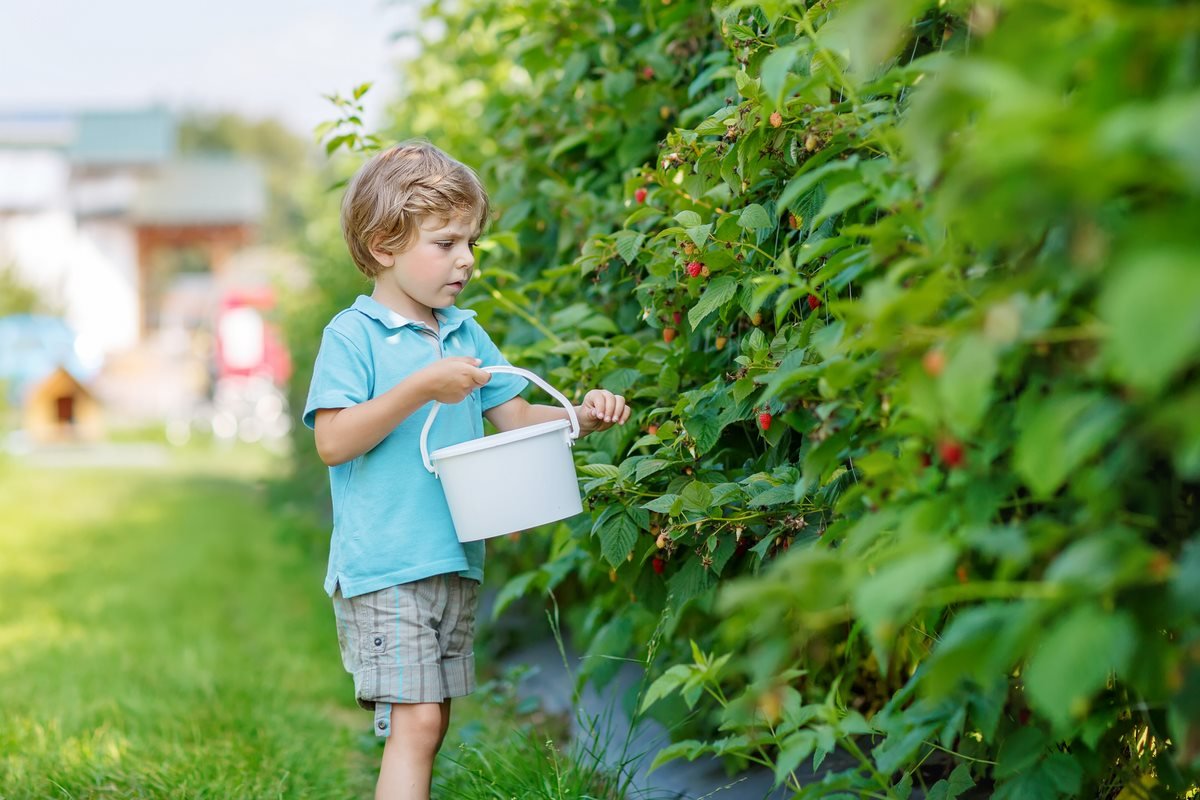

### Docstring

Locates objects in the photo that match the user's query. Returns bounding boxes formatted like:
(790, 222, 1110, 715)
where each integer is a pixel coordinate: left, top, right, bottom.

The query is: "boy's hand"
(418, 357, 491, 404)
(578, 389, 631, 434)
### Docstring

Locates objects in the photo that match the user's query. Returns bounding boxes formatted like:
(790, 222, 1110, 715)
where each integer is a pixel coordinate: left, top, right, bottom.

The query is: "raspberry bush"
(288, 1, 1200, 797)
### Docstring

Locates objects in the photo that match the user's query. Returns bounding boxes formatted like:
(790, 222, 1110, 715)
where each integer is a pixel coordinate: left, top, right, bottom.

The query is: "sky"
(0, 0, 421, 136)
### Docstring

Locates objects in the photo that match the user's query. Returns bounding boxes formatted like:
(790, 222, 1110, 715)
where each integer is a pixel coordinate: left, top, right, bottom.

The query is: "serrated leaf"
(642, 494, 681, 514)
(578, 463, 620, 479)
(640, 664, 693, 712)
(686, 223, 713, 248)
(675, 210, 703, 227)
(772, 731, 815, 788)
(614, 230, 646, 265)
(680, 480, 714, 512)
(811, 182, 871, 228)
(738, 203, 773, 231)
(647, 739, 706, 773)
(598, 511, 639, 567)
(688, 276, 739, 328)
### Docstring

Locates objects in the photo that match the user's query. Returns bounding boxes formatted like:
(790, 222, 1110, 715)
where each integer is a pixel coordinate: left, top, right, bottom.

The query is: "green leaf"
(675, 210, 703, 227)
(688, 276, 739, 328)
(1023, 605, 1137, 732)
(1100, 249, 1200, 393)
(811, 182, 870, 228)
(640, 664, 693, 712)
(578, 463, 620, 479)
(1014, 392, 1124, 498)
(685, 223, 713, 248)
(614, 230, 646, 265)
(939, 334, 997, 437)
(853, 543, 956, 667)
(491, 571, 538, 619)
(642, 494, 681, 515)
(738, 203, 773, 231)
(680, 480, 714, 512)
(598, 511, 639, 567)
(1042, 753, 1083, 795)
(772, 731, 815, 788)
(761, 42, 802, 108)
(647, 739, 706, 773)
(994, 726, 1047, 779)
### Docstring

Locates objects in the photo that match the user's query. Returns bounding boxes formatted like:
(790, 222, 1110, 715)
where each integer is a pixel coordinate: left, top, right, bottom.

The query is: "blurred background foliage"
(279, 0, 1200, 797)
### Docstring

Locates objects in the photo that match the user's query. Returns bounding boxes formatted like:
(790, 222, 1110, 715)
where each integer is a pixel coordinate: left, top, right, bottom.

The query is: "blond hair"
(340, 140, 490, 278)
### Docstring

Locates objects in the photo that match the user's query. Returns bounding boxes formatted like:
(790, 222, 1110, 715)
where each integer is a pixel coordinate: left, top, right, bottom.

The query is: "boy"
(303, 140, 630, 800)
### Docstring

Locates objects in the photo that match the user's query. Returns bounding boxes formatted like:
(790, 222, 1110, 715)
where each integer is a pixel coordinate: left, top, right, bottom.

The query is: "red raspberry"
(635, 187, 648, 203)
(758, 412, 772, 432)
(652, 557, 665, 575)
(686, 261, 703, 278)
(807, 294, 821, 310)
(672, 310, 682, 325)
(642, 66, 655, 80)
(938, 438, 965, 468)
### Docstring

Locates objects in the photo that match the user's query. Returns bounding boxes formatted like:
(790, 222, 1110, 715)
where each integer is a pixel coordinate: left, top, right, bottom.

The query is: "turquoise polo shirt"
(303, 295, 527, 598)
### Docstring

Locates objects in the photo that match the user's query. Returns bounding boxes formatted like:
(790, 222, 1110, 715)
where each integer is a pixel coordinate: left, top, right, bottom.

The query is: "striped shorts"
(332, 574, 480, 737)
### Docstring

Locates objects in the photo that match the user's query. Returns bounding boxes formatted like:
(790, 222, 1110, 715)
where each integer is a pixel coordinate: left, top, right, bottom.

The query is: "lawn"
(0, 446, 379, 798)
(0, 445, 630, 800)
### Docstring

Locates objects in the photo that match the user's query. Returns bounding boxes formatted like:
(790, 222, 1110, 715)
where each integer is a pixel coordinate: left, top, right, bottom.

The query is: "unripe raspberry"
(922, 349, 946, 377)
(662, 327, 677, 344)
(769, 111, 783, 127)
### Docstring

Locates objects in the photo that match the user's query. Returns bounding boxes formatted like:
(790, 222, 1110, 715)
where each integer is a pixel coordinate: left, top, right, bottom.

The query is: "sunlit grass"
(0, 444, 628, 799)
(0, 446, 377, 799)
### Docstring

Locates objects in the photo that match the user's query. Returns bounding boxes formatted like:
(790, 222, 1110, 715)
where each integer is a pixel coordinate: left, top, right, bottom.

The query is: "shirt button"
(374, 637, 383, 646)
(378, 720, 387, 730)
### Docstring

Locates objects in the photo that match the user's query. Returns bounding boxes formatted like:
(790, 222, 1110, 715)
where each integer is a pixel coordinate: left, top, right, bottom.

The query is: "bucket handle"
(419, 365, 580, 474)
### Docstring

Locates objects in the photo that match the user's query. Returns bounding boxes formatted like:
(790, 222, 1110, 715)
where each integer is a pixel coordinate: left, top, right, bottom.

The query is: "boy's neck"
(370, 286, 440, 332)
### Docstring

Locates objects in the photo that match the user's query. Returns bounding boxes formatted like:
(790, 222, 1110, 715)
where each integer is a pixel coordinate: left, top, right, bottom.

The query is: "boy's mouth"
(447, 280, 466, 291)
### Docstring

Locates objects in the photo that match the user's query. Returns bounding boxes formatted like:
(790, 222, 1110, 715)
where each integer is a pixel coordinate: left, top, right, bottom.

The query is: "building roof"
(0, 111, 76, 149)
(67, 107, 174, 167)
(131, 157, 265, 225)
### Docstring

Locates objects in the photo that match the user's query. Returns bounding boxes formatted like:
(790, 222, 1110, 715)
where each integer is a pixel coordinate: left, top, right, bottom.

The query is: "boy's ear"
(368, 235, 396, 268)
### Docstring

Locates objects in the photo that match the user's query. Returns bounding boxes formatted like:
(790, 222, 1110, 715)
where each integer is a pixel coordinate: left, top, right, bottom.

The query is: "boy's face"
(369, 215, 478, 324)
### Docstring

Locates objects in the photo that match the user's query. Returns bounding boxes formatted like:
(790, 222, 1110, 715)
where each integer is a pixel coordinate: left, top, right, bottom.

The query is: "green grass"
(0, 445, 634, 800)
(0, 446, 377, 798)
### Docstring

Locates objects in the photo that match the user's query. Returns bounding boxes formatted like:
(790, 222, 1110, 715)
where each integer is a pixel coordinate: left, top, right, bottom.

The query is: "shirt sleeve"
(302, 327, 372, 429)
(470, 321, 528, 411)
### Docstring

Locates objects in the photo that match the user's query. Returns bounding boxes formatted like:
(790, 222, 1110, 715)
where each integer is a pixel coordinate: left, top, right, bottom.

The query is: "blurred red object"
(214, 286, 291, 386)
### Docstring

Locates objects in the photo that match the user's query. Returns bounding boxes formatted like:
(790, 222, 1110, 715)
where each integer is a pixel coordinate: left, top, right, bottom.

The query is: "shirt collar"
(351, 295, 477, 333)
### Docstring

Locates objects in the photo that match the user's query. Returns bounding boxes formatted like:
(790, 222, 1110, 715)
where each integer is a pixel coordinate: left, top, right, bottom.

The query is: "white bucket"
(419, 366, 584, 542)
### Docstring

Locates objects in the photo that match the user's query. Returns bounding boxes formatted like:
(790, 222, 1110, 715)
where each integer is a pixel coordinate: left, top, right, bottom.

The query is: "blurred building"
(0, 107, 270, 425)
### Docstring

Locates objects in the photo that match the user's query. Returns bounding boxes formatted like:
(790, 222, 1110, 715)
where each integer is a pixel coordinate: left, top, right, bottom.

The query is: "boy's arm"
(484, 389, 630, 437)
(314, 357, 490, 466)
